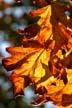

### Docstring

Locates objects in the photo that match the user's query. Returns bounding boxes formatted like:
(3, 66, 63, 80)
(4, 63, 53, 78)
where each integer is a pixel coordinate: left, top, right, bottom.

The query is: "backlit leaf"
(2, 1, 72, 107)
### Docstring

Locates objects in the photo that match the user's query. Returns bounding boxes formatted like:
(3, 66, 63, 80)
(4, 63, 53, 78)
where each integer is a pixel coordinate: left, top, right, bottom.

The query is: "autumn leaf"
(32, 0, 53, 7)
(3, 41, 53, 96)
(62, 94, 72, 106)
(2, 4, 54, 97)
(2, 1, 72, 107)
(32, 0, 47, 7)
(18, 24, 41, 39)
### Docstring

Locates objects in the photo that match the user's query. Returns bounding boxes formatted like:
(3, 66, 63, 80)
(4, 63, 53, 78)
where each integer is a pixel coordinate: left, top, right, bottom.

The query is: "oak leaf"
(2, 2, 72, 107)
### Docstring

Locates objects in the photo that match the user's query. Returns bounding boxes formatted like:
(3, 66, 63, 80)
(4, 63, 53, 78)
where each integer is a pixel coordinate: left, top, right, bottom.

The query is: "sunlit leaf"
(2, 1, 72, 107)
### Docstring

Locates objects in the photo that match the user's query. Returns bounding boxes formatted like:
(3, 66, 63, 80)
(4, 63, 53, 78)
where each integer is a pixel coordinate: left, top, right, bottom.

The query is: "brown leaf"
(32, 0, 53, 7)
(61, 70, 68, 85)
(18, 24, 41, 39)
(32, 0, 47, 7)
(62, 94, 72, 106)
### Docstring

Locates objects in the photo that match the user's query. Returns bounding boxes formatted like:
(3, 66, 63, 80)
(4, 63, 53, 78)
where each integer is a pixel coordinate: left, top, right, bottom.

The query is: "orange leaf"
(2, 2, 72, 107)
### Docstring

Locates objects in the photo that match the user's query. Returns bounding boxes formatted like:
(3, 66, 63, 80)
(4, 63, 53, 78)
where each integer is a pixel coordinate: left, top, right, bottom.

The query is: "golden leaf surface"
(2, 2, 72, 107)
